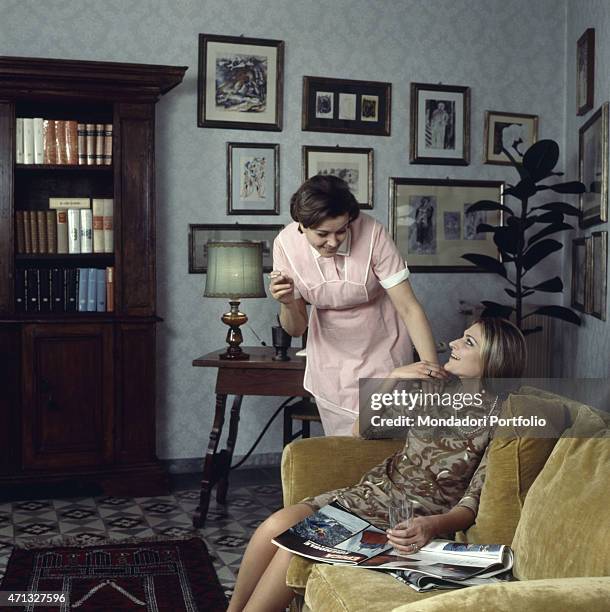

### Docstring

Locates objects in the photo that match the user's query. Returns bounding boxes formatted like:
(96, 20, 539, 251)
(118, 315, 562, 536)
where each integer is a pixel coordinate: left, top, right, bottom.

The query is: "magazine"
(273, 502, 513, 585)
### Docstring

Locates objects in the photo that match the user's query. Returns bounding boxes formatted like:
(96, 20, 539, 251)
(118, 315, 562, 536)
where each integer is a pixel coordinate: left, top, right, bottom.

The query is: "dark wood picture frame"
(302, 145, 374, 209)
(197, 33, 284, 131)
(302, 76, 391, 136)
(227, 142, 280, 215)
(188, 223, 283, 273)
(388, 178, 503, 272)
(590, 231, 607, 320)
(410, 82, 470, 166)
(576, 28, 595, 116)
(579, 102, 608, 228)
(571, 236, 592, 313)
(483, 110, 539, 165)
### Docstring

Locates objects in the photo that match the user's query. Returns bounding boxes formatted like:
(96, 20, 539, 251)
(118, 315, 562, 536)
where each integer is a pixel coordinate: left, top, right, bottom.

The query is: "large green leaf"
(525, 305, 581, 325)
(466, 200, 515, 216)
(533, 202, 580, 216)
(504, 178, 537, 200)
(475, 223, 497, 233)
(522, 326, 543, 336)
(527, 222, 573, 247)
(493, 226, 521, 255)
(532, 211, 564, 224)
(538, 181, 586, 194)
(522, 140, 559, 181)
(461, 254, 506, 277)
(522, 239, 562, 270)
(530, 277, 563, 292)
(481, 301, 514, 318)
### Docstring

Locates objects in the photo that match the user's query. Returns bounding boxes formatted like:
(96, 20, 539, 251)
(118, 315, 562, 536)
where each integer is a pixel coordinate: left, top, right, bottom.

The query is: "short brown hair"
(290, 175, 360, 228)
(476, 317, 527, 379)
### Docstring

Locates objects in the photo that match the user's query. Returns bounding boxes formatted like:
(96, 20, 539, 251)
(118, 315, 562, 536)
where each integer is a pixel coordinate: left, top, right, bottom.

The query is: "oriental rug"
(0, 537, 227, 611)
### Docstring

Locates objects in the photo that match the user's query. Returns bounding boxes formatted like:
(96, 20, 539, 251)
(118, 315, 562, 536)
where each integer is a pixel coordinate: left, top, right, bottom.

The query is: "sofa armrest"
(392, 577, 610, 612)
(281, 436, 402, 506)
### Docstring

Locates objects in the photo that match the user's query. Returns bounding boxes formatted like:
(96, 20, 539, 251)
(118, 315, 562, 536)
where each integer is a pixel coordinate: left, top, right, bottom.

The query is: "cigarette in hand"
(268, 270, 282, 279)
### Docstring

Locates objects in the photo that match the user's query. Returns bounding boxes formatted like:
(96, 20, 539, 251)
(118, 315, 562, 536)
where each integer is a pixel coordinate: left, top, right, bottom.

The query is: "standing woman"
(270, 175, 441, 436)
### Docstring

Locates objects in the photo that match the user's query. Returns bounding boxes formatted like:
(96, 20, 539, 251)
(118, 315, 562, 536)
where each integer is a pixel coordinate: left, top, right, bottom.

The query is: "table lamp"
(204, 241, 266, 360)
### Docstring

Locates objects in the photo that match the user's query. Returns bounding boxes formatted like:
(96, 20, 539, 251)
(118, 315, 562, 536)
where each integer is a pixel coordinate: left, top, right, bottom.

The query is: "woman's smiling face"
(302, 213, 350, 257)
(444, 323, 484, 378)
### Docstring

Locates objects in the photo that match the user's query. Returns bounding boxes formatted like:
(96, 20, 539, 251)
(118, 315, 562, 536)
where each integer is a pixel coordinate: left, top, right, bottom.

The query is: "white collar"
(308, 228, 351, 259)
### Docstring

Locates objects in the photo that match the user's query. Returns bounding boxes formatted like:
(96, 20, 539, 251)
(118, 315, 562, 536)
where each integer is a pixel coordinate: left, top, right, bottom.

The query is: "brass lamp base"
(219, 300, 249, 360)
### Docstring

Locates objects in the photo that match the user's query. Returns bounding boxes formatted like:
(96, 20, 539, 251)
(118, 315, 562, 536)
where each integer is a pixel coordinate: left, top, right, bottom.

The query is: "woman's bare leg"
(227, 503, 313, 612)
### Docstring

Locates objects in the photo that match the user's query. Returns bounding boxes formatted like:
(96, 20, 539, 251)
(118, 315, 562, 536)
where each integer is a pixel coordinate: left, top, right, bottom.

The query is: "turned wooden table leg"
(216, 394, 243, 504)
(193, 393, 227, 528)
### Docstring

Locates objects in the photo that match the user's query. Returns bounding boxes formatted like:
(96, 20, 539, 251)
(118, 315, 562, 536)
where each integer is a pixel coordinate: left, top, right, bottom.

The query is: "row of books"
(15, 267, 114, 313)
(16, 199, 114, 254)
(15, 118, 112, 165)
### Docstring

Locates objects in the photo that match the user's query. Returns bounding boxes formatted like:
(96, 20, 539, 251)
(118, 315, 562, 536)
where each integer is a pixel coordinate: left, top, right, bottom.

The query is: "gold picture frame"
(483, 111, 539, 165)
(571, 236, 592, 313)
(590, 231, 607, 320)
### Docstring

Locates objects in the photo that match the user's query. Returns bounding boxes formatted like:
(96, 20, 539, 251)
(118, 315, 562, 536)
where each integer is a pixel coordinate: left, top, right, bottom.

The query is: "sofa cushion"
(287, 555, 314, 592)
(305, 564, 436, 612)
(391, 577, 610, 612)
(513, 413, 610, 579)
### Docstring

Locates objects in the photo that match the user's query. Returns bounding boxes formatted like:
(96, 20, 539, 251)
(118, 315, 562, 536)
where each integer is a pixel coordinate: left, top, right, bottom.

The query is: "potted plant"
(463, 140, 584, 335)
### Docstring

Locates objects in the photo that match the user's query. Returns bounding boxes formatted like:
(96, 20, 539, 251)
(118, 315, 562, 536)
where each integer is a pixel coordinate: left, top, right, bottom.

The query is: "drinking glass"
(388, 498, 414, 530)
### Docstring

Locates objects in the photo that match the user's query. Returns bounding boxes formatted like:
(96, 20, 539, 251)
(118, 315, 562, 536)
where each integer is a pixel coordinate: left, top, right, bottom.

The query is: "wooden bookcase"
(0, 57, 186, 497)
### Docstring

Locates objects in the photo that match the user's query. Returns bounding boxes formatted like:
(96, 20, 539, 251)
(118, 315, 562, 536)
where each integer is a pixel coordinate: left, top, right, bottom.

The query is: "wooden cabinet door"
(21, 323, 114, 470)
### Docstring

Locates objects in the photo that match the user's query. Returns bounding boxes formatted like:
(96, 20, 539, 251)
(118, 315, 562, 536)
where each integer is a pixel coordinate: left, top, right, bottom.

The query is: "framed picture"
(388, 178, 503, 272)
(197, 34, 284, 130)
(571, 237, 592, 312)
(302, 146, 373, 209)
(188, 223, 283, 273)
(576, 28, 595, 116)
(302, 76, 391, 136)
(410, 83, 470, 165)
(483, 111, 539, 165)
(579, 102, 608, 228)
(227, 142, 279, 215)
(590, 231, 607, 320)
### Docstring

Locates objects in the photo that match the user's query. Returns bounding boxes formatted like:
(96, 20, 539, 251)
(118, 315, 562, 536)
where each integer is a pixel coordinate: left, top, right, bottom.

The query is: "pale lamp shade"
(204, 241, 266, 299)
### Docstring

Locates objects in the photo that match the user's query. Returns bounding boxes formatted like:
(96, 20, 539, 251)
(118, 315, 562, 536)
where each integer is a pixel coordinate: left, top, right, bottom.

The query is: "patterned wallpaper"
(1, 0, 569, 462)
(560, 0, 610, 378)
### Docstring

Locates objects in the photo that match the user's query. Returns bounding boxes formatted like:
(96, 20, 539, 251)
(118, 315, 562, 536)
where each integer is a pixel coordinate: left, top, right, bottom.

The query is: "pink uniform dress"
(273, 213, 413, 436)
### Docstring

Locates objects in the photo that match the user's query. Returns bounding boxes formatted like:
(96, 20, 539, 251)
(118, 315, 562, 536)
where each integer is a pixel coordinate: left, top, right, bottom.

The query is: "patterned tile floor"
(0, 468, 283, 599)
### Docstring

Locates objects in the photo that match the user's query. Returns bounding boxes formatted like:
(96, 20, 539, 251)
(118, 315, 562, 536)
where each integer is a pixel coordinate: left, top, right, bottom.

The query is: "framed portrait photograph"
(197, 34, 284, 130)
(483, 111, 539, 165)
(579, 102, 608, 228)
(388, 178, 503, 272)
(576, 28, 595, 116)
(302, 145, 373, 209)
(590, 231, 607, 320)
(571, 237, 592, 312)
(188, 223, 283, 273)
(410, 83, 470, 165)
(227, 142, 279, 215)
(302, 76, 391, 136)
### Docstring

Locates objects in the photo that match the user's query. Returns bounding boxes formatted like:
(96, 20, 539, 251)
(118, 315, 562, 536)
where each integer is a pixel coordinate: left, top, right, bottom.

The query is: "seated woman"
(227, 318, 526, 612)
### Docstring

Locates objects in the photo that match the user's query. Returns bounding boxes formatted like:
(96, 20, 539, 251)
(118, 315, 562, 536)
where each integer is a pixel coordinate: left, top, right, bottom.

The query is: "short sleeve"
(455, 443, 490, 517)
(371, 223, 410, 289)
(273, 236, 302, 300)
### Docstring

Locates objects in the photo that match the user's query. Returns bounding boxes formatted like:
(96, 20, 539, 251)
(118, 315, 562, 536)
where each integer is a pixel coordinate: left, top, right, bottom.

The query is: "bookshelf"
(0, 57, 187, 496)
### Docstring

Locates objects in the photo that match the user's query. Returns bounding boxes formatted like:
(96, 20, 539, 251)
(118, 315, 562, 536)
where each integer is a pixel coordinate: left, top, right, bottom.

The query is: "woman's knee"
(260, 504, 313, 539)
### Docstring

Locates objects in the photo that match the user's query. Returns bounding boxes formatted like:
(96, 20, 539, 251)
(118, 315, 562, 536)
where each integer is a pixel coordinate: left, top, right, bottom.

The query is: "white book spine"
(80, 209, 93, 253)
(103, 199, 114, 253)
(16, 118, 24, 163)
(67, 209, 81, 254)
(23, 118, 34, 164)
(33, 117, 44, 164)
(92, 198, 105, 253)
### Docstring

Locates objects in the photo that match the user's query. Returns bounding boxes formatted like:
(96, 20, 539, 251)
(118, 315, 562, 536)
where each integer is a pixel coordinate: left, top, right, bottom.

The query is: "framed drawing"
(590, 231, 607, 320)
(197, 34, 284, 130)
(579, 102, 608, 228)
(302, 76, 391, 136)
(576, 28, 595, 116)
(571, 237, 592, 312)
(483, 111, 539, 165)
(388, 178, 503, 272)
(188, 223, 283, 273)
(227, 142, 279, 215)
(302, 145, 373, 209)
(410, 82, 470, 165)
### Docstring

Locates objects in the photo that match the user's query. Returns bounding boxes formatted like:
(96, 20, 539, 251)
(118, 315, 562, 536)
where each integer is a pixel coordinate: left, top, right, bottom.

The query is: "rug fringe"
(2, 533, 206, 551)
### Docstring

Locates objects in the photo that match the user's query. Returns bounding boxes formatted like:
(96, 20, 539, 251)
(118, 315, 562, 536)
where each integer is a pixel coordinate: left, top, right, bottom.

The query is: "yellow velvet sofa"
(281, 391, 610, 612)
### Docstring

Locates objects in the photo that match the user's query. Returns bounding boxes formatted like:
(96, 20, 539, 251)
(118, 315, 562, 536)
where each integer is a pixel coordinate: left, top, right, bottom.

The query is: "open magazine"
(272, 502, 513, 588)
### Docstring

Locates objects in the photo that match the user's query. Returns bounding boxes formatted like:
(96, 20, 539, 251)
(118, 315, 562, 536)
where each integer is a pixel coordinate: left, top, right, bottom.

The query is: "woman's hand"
(269, 271, 296, 305)
(389, 361, 449, 380)
(386, 515, 439, 554)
